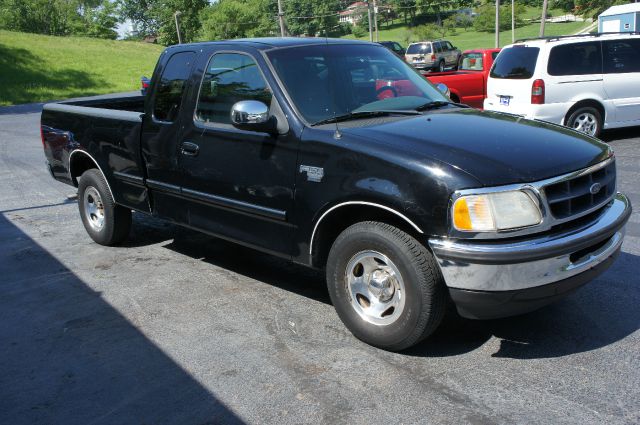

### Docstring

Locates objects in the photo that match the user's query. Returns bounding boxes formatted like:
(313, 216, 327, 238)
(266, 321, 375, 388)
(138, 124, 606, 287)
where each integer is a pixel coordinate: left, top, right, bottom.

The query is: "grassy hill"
(344, 7, 590, 51)
(0, 30, 164, 106)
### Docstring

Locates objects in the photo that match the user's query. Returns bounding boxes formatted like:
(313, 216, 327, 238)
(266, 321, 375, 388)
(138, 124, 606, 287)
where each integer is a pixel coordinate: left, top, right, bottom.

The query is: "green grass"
(345, 9, 590, 51)
(0, 30, 164, 106)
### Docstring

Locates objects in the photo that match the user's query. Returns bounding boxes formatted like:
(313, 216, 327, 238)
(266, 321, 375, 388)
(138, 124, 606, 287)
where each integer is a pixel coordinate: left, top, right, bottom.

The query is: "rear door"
(444, 41, 457, 66)
(177, 48, 298, 256)
(602, 38, 640, 124)
(141, 50, 196, 222)
(485, 45, 541, 113)
(545, 41, 604, 108)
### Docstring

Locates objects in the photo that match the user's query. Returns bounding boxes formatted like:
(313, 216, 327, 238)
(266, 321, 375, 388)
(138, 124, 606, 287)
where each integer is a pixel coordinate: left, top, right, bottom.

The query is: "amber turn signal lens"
(453, 197, 473, 230)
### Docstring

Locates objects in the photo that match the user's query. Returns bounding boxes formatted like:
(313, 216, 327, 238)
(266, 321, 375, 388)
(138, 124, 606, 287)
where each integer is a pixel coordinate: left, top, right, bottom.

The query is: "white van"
(484, 33, 640, 137)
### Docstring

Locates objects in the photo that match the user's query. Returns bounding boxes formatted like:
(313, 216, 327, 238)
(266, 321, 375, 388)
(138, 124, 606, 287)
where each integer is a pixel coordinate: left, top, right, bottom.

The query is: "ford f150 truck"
(41, 38, 631, 351)
(426, 48, 501, 108)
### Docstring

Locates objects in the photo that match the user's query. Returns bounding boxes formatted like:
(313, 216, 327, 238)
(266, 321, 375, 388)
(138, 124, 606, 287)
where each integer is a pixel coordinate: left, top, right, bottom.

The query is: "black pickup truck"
(41, 38, 631, 351)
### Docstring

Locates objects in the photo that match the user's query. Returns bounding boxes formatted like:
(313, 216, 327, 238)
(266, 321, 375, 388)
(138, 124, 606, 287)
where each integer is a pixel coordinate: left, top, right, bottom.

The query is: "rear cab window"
(490, 46, 540, 79)
(153, 51, 196, 122)
(459, 52, 484, 71)
(407, 43, 431, 54)
(547, 42, 602, 76)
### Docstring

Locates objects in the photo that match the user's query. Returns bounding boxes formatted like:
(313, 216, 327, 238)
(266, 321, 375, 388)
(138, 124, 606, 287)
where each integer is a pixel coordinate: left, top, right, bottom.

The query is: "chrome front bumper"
(428, 193, 631, 293)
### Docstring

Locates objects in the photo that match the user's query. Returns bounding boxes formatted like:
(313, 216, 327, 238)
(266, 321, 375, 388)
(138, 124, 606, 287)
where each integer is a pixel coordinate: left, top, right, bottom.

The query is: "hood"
(340, 108, 611, 187)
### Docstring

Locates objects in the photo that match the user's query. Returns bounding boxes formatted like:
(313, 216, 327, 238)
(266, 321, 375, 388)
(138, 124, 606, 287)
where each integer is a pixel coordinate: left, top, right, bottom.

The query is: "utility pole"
(495, 0, 500, 48)
(372, 0, 379, 42)
(174, 11, 182, 44)
(367, 1, 373, 42)
(277, 0, 286, 37)
(539, 0, 548, 37)
(512, 0, 515, 43)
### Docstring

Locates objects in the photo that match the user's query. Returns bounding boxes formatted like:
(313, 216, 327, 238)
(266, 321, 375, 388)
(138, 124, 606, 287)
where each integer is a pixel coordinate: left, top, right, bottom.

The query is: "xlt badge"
(299, 165, 324, 182)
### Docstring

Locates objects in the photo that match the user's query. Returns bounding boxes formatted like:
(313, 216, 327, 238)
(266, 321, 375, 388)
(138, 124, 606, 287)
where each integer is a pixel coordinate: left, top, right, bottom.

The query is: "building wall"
(599, 12, 637, 32)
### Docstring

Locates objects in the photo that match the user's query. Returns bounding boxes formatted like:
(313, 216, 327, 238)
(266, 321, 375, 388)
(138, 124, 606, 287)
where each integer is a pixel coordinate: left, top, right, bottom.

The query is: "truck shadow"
(0, 212, 245, 424)
(129, 213, 640, 360)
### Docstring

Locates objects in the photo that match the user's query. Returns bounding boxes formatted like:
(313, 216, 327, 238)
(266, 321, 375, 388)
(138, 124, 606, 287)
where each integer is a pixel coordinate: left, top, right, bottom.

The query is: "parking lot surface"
(1, 104, 639, 424)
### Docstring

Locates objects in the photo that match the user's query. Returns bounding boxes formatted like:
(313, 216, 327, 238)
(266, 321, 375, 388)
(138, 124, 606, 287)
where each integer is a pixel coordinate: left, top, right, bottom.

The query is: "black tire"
(437, 60, 445, 72)
(78, 169, 131, 246)
(326, 221, 446, 351)
(565, 106, 602, 138)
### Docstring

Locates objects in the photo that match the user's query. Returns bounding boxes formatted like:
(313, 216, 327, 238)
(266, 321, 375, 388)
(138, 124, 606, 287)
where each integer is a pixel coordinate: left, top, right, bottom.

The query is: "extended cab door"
(177, 49, 298, 257)
(141, 50, 196, 222)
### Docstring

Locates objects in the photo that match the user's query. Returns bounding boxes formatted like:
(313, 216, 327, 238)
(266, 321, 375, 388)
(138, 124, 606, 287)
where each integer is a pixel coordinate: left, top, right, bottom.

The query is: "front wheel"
(326, 222, 446, 351)
(78, 169, 131, 245)
(566, 106, 602, 137)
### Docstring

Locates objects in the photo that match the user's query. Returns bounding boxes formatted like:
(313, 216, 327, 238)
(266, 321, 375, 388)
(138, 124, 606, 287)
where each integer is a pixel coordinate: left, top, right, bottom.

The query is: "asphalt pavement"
(0, 103, 638, 424)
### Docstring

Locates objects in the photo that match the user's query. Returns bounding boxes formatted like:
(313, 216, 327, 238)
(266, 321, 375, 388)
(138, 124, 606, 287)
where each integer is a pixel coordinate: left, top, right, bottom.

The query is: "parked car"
(484, 33, 640, 137)
(41, 38, 631, 351)
(140, 76, 151, 95)
(405, 40, 461, 72)
(425, 48, 501, 108)
(378, 41, 406, 58)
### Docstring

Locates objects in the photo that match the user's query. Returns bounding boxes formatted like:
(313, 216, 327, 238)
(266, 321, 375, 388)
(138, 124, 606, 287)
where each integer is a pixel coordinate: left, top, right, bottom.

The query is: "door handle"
(181, 141, 199, 157)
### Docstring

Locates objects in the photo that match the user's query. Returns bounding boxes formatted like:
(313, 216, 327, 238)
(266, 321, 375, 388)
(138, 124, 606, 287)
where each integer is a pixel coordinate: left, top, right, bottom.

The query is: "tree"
(573, 0, 625, 20)
(117, 0, 207, 44)
(473, 2, 525, 32)
(199, 0, 276, 41)
(0, 0, 117, 38)
(117, 0, 159, 37)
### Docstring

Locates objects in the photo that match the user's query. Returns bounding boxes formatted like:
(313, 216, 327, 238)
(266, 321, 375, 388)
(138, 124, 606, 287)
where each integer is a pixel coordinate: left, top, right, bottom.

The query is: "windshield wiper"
(312, 110, 420, 126)
(414, 100, 457, 111)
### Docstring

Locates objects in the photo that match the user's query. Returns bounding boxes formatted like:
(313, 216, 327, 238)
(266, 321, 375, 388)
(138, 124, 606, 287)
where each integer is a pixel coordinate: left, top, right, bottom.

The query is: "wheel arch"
(68, 150, 115, 201)
(309, 201, 425, 269)
(563, 99, 606, 126)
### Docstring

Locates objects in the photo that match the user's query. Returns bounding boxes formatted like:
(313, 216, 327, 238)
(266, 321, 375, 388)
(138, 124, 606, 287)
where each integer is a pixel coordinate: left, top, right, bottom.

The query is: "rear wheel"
(566, 106, 602, 138)
(436, 60, 445, 72)
(78, 169, 131, 245)
(326, 222, 446, 351)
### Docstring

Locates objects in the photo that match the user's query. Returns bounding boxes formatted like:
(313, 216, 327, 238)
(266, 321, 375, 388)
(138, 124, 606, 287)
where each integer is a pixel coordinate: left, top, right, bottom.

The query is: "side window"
(434, 42, 441, 53)
(153, 51, 195, 122)
(603, 39, 640, 74)
(445, 42, 453, 51)
(195, 53, 272, 125)
(547, 42, 602, 76)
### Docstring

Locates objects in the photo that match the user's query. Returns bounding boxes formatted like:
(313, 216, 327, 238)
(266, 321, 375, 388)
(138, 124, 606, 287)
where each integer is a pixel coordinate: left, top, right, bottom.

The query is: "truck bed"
(41, 91, 149, 212)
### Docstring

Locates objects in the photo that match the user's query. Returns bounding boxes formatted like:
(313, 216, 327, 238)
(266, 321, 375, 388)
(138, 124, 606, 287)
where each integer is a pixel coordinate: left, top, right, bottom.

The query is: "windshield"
(490, 46, 539, 79)
(267, 44, 447, 124)
(406, 43, 431, 54)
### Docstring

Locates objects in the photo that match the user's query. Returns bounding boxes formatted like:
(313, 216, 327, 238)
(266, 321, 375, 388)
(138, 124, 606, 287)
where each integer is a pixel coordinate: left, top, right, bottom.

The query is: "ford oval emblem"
(590, 182, 602, 195)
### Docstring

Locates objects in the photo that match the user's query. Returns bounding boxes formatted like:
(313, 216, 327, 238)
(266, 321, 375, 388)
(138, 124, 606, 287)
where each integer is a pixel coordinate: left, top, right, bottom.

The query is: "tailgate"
(485, 77, 532, 112)
(484, 45, 540, 113)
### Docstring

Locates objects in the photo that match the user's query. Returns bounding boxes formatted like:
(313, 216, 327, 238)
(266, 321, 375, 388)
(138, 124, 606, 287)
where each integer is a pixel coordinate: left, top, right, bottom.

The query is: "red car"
(425, 48, 501, 109)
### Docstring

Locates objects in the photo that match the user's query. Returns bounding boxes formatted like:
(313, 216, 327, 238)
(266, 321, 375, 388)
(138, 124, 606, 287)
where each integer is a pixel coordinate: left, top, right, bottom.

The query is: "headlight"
(452, 190, 542, 232)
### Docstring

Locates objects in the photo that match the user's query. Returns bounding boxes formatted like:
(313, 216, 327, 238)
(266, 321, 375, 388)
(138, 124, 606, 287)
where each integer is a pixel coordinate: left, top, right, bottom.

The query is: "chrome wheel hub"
(345, 250, 405, 326)
(572, 112, 597, 136)
(83, 186, 105, 231)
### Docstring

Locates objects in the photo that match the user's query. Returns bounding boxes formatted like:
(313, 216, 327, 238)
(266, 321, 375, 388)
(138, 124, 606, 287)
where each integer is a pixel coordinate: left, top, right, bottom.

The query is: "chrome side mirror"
(436, 83, 450, 99)
(230, 100, 269, 126)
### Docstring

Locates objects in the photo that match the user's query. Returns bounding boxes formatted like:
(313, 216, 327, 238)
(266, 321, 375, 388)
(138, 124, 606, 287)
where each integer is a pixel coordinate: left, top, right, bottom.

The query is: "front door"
(178, 50, 298, 257)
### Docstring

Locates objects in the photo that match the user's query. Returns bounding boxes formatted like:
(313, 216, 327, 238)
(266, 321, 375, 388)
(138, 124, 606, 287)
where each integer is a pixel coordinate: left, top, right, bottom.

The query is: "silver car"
(405, 40, 461, 72)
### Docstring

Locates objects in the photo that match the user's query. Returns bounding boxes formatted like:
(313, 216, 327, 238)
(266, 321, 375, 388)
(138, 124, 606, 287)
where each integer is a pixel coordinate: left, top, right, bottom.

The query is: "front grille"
(544, 160, 616, 220)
